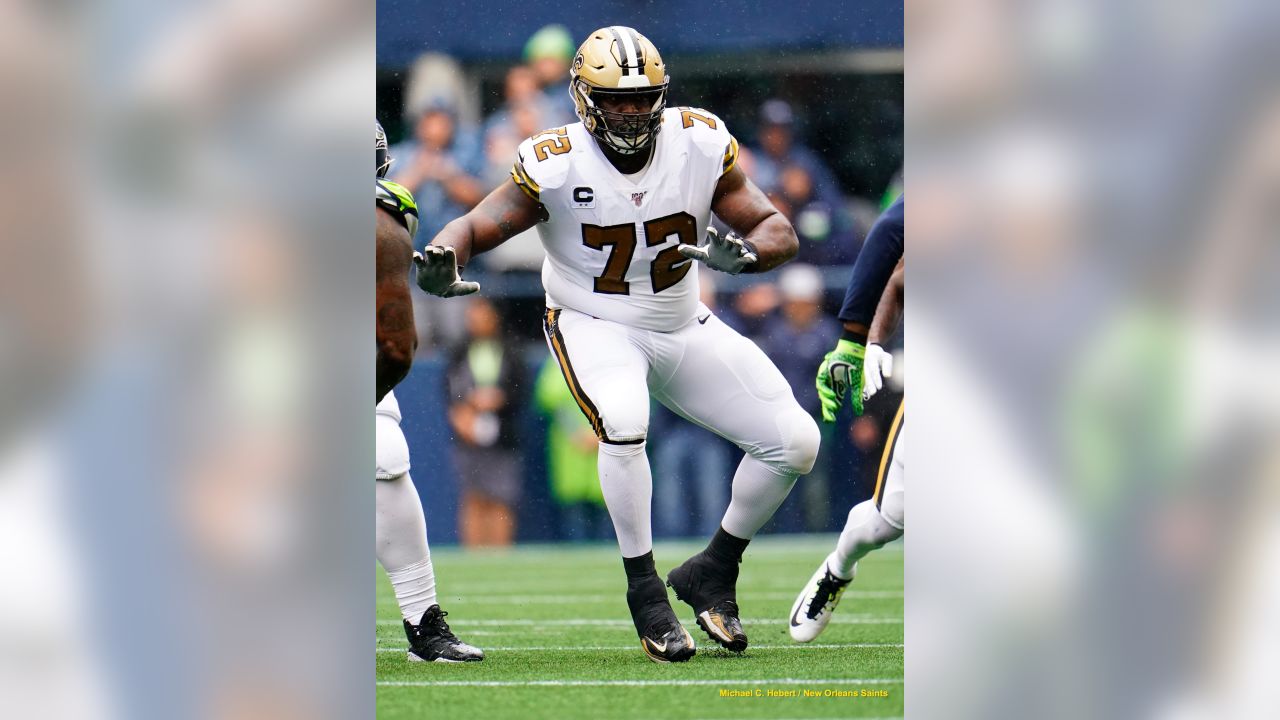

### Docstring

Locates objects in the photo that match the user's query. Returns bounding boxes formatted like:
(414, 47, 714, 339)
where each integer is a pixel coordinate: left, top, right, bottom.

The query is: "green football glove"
(816, 339, 866, 422)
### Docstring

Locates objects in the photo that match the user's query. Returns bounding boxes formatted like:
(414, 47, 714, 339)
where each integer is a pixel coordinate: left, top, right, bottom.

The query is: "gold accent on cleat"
(640, 626, 696, 663)
(699, 611, 732, 642)
(641, 637, 670, 664)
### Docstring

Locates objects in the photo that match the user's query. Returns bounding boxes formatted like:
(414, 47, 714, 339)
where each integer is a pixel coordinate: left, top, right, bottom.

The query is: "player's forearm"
(430, 181, 541, 269)
(430, 216, 478, 268)
(431, 214, 507, 270)
(711, 166, 798, 273)
(837, 200, 904, 329)
(841, 320, 870, 343)
(739, 212, 798, 273)
(867, 265, 904, 345)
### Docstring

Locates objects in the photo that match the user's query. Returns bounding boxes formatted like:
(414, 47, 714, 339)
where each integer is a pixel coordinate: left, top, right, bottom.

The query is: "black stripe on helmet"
(629, 29, 646, 72)
(608, 27, 632, 76)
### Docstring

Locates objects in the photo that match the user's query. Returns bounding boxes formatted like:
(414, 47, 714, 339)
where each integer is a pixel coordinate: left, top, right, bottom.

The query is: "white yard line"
(413, 587, 902, 599)
(378, 677, 903, 688)
(427, 539, 902, 559)
(422, 591, 902, 604)
(376, 617, 902, 627)
(376, 643, 903, 653)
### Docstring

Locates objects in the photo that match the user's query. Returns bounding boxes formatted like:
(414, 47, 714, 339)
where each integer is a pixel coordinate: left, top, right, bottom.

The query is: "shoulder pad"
(376, 179, 419, 238)
(513, 126, 575, 201)
(667, 107, 739, 176)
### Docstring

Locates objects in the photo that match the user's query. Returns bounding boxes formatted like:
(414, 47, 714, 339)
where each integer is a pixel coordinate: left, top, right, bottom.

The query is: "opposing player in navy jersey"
(792, 197, 905, 642)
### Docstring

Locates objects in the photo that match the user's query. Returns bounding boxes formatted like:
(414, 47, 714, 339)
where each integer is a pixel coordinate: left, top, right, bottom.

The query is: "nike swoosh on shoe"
(789, 604, 806, 628)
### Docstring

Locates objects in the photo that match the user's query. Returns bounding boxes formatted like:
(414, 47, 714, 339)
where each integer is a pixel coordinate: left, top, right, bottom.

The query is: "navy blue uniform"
(838, 196, 904, 331)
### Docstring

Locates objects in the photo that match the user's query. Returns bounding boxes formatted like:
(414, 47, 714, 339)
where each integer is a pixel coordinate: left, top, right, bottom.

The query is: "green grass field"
(376, 536, 903, 719)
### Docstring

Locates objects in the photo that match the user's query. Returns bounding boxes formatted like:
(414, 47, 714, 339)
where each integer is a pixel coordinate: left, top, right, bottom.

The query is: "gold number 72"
(533, 128, 572, 161)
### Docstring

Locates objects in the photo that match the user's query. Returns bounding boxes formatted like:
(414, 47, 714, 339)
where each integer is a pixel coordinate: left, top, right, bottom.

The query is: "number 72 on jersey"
(583, 212, 698, 295)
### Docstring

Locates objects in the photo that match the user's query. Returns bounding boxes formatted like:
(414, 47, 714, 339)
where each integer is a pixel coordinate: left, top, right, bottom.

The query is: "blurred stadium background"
(376, 2, 903, 546)
(7, 0, 1278, 717)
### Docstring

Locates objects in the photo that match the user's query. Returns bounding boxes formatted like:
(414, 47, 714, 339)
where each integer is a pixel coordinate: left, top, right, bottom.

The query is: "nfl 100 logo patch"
(631, 191, 647, 207)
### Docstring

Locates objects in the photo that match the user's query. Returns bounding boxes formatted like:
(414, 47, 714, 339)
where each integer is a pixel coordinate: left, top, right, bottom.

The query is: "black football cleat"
(628, 578, 696, 663)
(639, 616, 697, 664)
(667, 554, 749, 652)
(403, 605, 484, 663)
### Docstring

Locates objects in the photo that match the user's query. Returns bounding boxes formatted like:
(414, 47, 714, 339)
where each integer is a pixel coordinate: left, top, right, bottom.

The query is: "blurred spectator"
(718, 281, 780, 339)
(756, 264, 842, 531)
(482, 99, 546, 188)
(534, 355, 612, 542)
(750, 99, 846, 209)
(758, 264, 842, 417)
(403, 53, 481, 129)
(652, 273, 731, 538)
(447, 298, 527, 547)
(842, 412, 885, 519)
(650, 405, 733, 538)
(776, 163, 858, 265)
(484, 66, 553, 148)
(478, 100, 549, 272)
(390, 100, 485, 244)
(523, 24, 577, 126)
(849, 416, 881, 452)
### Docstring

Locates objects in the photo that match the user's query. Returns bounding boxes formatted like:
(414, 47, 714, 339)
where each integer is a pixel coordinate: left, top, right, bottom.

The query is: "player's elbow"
(772, 213, 800, 263)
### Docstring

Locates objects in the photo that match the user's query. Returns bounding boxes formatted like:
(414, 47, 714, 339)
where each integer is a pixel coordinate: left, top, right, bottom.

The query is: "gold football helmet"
(569, 26, 669, 155)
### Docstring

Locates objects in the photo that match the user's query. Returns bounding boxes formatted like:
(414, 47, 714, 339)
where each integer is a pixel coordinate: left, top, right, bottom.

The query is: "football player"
(414, 27, 819, 663)
(375, 120, 483, 662)
(791, 197, 904, 642)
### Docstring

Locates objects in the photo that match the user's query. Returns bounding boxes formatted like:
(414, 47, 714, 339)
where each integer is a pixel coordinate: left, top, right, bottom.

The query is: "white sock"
(375, 473, 438, 623)
(720, 455, 799, 539)
(831, 498, 903, 580)
(597, 440, 653, 558)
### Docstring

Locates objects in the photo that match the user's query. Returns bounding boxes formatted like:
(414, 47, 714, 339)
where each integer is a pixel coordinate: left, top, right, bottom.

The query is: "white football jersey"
(512, 107, 740, 332)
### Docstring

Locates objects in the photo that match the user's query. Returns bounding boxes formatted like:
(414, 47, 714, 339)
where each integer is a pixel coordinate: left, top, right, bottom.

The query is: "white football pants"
(375, 392, 436, 623)
(543, 305, 820, 556)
